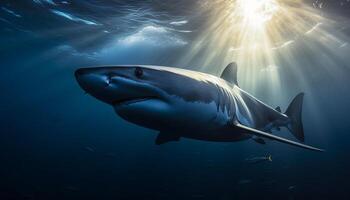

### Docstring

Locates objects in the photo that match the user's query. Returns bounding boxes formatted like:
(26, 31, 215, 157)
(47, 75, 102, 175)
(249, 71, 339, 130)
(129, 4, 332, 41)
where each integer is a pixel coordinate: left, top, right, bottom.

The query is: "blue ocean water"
(1, 1, 350, 199)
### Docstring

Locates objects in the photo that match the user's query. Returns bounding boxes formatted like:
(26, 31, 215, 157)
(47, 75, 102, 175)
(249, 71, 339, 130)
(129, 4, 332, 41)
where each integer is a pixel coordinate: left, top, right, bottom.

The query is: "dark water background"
(1, 1, 350, 199)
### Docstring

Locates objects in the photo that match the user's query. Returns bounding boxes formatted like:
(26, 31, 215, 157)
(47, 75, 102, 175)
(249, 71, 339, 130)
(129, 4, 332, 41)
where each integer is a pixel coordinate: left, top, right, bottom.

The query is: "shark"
(75, 63, 324, 152)
(245, 155, 273, 163)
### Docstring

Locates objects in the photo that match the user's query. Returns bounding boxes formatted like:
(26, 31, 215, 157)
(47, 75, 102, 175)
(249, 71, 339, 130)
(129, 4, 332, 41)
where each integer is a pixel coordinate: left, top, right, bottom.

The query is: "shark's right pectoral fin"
(155, 132, 180, 145)
(235, 123, 324, 152)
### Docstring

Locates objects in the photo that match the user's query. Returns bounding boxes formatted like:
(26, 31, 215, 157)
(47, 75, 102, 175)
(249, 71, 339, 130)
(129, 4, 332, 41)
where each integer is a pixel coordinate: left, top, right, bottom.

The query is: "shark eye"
(134, 67, 143, 78)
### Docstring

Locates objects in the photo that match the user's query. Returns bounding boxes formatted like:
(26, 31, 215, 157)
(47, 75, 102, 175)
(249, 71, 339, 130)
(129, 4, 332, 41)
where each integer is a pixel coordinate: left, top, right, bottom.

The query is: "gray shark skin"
(75, 63, 324, 152)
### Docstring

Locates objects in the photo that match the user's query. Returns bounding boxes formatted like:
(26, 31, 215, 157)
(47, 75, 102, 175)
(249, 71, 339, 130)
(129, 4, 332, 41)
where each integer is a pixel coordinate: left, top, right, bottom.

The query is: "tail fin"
(285, 93, 305, 142)
(267, 155, 272, 162)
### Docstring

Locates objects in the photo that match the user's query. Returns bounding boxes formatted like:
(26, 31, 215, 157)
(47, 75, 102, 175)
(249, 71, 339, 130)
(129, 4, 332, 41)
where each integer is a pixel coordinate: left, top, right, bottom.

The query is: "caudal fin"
(267, 155, 272, 162)
(285, 93, 305, 142)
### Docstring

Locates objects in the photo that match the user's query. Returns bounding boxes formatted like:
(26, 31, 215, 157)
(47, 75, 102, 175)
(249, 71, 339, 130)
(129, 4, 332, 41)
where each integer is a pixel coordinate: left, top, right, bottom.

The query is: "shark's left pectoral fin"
(155, 132, 180, 145)
(235, 123, 324, 152)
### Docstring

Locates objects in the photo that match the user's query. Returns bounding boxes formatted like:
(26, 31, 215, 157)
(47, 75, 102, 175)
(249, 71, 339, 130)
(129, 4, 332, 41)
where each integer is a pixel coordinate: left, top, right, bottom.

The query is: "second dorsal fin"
(220, 62, 238, 86)
(275, 106, 281, 112)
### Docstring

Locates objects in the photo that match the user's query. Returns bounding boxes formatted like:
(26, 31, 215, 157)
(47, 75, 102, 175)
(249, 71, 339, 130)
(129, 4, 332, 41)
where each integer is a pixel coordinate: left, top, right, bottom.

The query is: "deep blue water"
(1, 1, 350, 199)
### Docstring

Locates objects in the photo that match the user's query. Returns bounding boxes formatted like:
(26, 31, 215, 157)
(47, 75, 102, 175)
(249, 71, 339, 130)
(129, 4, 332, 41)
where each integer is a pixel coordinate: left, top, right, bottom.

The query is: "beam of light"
(51, 9, 101, 26)
(305, 22, 322, 34)
(339, 42, 348, 48)
(235, 0, 279, 29)
(117, 25, 188, 47)
(177, 0, 348, 97)
(174, 0, 350, 138)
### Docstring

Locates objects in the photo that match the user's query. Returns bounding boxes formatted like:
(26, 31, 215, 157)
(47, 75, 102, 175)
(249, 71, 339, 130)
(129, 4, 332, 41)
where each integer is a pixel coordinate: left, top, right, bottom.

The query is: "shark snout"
(74, 68, 86, 77)
(75, 67, 162, 106)
(75, 67, 101, 78)
(75, 67, 118, 104)
(75, 68, 108, 90)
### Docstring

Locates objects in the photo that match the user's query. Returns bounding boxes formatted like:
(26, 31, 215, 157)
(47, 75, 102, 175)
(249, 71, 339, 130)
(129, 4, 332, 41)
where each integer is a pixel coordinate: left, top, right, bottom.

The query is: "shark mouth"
(112, 96, 156, 106)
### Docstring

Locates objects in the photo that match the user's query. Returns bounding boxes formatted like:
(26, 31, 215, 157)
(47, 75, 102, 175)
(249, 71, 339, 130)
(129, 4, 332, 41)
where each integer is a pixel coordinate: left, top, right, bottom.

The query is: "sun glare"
(178, 0, 341, 97)
(237, 0, 279, 28)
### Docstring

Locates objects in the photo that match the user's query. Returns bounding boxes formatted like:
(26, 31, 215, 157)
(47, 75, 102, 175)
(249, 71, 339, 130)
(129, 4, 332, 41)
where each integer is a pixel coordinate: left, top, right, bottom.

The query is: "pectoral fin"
(155, 132, 180, 145)
(235, 123, 324, 152)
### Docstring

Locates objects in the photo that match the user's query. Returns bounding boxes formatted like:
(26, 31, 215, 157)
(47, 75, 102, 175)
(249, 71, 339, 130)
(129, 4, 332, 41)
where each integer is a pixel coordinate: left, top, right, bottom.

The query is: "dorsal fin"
(220, 62, 238, 85)
(275, 106, 281, 112)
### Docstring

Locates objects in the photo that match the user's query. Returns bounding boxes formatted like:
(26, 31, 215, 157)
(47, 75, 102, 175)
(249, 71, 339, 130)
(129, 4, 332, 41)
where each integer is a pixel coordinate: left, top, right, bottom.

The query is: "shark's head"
(75, 65, 234, 132)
